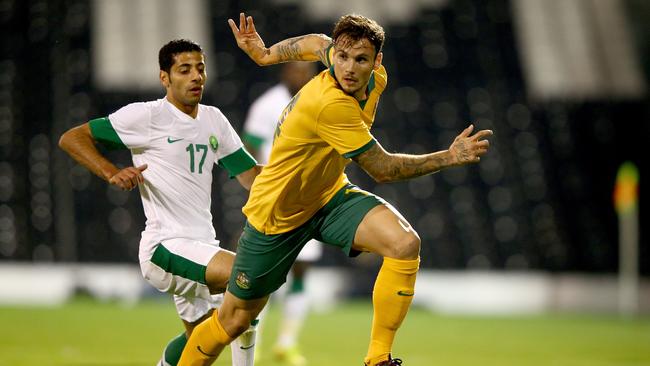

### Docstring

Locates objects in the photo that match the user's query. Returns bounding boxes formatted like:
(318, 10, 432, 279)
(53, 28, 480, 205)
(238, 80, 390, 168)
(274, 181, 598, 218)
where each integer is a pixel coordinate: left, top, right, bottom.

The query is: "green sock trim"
(288, 278, 304, 294)
(164, 332, 187, 366)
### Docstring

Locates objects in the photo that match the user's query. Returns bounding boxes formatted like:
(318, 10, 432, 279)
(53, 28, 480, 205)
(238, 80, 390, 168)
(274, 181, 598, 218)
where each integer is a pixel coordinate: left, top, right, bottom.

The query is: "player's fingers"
(125, 168, 144, 185)
(131, 176, 140, 189)
(122, 172, 138, 190)
(110, 175, 129, 190)
(247, 16, 256, 33)
(239, 12, 245, 32)
(132, 166, 146, 185)
(137, 169, 145, 185)
(116, 168, 134, 181)
(472, 129, 493, 141)
(476, 139, 490, 149)
(122, 167, 137, 177)
(460, 124, 474, 137)
(122, 180, 133, 191)
(114, 173, 133, 190)
(227, 19, 239, 35)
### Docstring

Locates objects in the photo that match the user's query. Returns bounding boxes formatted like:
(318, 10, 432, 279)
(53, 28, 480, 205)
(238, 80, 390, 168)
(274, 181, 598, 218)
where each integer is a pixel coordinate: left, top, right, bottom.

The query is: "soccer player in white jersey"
(242, 62, 318, 366)
(59, 39, 261, 366)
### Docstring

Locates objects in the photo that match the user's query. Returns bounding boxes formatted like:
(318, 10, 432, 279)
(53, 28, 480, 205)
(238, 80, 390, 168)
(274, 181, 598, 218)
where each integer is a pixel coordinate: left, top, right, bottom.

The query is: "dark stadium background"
(1, 0, 648, 283)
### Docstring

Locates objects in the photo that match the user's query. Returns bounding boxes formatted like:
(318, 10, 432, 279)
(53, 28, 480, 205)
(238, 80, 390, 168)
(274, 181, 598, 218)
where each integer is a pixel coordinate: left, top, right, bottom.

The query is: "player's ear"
(160, 70, 170, 88)
(374, 51, 383, 70)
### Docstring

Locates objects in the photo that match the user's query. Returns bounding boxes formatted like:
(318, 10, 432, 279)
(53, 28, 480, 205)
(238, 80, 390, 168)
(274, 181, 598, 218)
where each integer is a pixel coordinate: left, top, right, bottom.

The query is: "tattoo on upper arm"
(277, 35, 308, 61)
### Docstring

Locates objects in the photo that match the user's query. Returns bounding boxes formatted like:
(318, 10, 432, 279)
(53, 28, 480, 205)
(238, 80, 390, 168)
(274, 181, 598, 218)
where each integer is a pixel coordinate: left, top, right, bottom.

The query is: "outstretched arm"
(59, 123, 147, 190)
(228, 12, 331, 66)
(353, 125, 493, 183)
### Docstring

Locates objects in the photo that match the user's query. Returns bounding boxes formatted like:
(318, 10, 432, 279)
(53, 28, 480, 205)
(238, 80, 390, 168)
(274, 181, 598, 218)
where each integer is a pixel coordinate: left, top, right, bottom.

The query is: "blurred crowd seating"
(0, 0, 647, 275)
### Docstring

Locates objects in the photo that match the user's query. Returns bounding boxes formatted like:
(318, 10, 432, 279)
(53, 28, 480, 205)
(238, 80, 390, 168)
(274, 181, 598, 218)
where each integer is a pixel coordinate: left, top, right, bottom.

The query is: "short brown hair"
(332, 14, 385, 57)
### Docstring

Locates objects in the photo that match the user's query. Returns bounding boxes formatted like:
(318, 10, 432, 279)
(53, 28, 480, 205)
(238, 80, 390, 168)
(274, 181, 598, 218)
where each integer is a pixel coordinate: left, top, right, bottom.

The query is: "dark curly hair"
(332, 14, 385, 57)
(158, 39, 203, 74)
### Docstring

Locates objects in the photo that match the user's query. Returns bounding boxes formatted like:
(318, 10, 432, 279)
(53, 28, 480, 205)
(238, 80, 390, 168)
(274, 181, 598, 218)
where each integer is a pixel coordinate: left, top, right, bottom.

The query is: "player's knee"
(205, 252, 234, 294)
(390, 232, 420, 259)
(216, 308, 253, 338)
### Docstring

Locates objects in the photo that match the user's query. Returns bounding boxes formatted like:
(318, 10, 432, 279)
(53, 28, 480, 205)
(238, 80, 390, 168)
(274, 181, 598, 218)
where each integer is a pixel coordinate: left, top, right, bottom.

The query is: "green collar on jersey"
(329, 65, 376, 110)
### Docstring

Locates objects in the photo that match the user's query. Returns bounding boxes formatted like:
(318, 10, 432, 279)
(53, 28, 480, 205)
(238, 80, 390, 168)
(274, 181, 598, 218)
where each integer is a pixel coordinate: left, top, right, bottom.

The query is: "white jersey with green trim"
(242, 84, 291, 164)
(95, 98, 255, 262)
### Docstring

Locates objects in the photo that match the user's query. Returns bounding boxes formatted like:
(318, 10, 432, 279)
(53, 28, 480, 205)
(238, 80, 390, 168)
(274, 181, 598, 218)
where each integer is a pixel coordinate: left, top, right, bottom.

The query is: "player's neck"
(166, 96, 198, 118)
(352, 87, 368, 101)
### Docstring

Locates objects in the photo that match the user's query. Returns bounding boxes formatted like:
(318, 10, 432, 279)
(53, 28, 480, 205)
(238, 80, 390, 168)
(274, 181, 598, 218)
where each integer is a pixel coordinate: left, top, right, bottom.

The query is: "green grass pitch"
(0, 298, 649, 366)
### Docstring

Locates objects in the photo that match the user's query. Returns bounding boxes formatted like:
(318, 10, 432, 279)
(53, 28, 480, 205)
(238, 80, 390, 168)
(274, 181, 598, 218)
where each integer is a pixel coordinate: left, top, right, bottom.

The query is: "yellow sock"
(364, 256, 419, 366)
(178, 309, 234, 366)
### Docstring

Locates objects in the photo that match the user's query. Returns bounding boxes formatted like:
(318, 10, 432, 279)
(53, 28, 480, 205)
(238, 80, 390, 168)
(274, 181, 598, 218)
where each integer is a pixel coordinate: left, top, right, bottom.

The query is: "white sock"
(230, 321, 258, 366)
(255, 304, 269, 355)
(277, 292, 309, 348)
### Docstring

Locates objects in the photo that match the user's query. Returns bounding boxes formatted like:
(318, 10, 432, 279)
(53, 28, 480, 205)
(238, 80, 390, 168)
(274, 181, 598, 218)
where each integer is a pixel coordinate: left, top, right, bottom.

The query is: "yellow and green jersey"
(243, 57, 388, 234)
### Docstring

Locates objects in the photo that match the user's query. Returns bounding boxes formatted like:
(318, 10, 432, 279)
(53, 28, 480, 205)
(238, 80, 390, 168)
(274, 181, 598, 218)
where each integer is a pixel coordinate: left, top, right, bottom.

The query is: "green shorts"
(228, 183, 383, 300)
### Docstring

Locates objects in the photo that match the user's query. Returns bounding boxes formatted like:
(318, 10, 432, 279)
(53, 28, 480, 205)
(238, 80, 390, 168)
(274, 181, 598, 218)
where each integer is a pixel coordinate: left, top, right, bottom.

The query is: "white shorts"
(296, 239, 323, 262)
(172, 293, 223, 323)
(140, 238, 224, 322)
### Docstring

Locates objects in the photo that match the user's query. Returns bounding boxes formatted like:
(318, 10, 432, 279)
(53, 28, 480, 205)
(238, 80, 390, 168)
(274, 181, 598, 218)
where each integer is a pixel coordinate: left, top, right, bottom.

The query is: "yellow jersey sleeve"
(317, 98, 376, 158)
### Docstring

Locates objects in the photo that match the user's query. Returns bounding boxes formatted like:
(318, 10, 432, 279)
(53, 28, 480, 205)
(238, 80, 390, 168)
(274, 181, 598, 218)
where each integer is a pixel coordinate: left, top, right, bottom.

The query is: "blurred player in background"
(59, 39, 261, 366)
(178, 13, 492, 366)
(242, 62, 319, 366)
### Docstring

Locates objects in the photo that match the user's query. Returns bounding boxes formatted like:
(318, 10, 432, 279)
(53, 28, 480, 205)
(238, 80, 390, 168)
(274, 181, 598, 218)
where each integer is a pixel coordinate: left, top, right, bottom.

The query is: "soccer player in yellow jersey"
(178, 13, 493, 366)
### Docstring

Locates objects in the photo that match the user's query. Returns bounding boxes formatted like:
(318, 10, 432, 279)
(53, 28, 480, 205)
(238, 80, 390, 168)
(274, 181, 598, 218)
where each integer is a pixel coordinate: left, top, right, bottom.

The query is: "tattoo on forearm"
(277, 35, 308, 61)
(354, 144, 447, 182)
(392, 159, 430, 180)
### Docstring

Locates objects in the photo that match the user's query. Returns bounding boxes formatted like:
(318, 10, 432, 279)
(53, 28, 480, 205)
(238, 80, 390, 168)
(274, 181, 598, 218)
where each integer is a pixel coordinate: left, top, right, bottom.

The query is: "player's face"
(161, 51, 206, 111)
(332, 37, 382, 100)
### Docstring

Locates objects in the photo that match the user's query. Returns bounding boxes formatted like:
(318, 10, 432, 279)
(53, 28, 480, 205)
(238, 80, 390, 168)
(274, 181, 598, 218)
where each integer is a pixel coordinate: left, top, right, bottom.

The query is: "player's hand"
(228, 12, 269, 65)
(448, 124, 492, 166)
(109, 164, 147, 191)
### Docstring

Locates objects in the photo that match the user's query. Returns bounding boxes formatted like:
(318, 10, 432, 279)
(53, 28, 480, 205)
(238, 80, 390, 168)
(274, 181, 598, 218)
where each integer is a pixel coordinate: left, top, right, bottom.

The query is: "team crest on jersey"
(235, 271, 250, 289)
(209, 135, 219, 151)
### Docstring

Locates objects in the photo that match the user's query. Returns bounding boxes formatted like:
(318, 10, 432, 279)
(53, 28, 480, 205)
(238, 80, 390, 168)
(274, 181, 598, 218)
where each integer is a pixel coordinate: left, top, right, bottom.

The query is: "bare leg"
(205, 250, 236, 294)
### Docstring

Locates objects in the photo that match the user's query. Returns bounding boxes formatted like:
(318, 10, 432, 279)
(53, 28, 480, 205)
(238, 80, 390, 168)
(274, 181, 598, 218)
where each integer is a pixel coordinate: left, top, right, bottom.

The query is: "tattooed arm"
(228, 12, 332, 66)
(353, 125, 493, 183)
